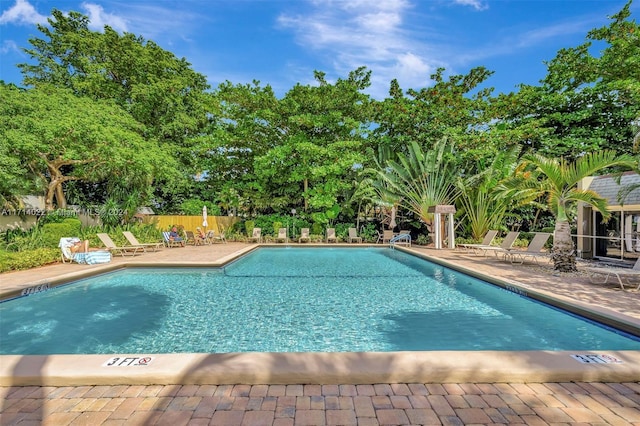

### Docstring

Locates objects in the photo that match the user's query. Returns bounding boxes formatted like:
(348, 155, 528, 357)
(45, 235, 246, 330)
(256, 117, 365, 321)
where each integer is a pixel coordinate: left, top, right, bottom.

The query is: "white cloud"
(453, 0, 488, 11)
(277, 0, 440, 98)
(0, 0, 47, 26)
(0, 39, 20, 54)
(81, 2, 128, 33)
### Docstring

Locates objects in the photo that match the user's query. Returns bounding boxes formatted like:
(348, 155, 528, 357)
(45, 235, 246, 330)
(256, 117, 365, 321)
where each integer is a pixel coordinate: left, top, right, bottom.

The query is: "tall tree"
(497, 151, 637, 272)
(18, 9, 211, 145)
(498, 2, 640, 160)
(254, 68, 373, 214)
(0, 84, 175, 211)
(372, 67, 495, 160)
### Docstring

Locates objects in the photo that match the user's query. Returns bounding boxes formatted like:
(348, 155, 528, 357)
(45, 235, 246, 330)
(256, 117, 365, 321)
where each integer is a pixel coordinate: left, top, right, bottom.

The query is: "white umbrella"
(202, 206, 208, 229)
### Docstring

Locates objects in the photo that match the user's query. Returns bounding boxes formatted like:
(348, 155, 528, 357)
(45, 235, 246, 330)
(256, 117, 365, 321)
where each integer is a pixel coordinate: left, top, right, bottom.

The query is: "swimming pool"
(2, 247, 639, 355)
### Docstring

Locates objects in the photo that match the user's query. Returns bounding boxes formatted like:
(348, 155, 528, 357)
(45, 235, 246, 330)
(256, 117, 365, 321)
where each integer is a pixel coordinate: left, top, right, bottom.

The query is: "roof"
(586, 172, 640, 207)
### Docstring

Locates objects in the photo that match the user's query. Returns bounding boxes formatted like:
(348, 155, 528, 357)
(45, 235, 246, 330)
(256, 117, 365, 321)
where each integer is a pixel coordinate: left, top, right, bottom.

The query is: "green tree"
(372, 67, 495, 160)
(17, 9, 212, 211)
(0, 84, 175, 211)
(254, 68, 372, 214)
(499, 2, 640, 160)
(497, 151, 637, 272)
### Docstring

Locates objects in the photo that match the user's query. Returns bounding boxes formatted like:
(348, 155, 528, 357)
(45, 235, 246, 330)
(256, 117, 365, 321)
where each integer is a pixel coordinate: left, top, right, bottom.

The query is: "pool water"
(2, 247, 639, 354)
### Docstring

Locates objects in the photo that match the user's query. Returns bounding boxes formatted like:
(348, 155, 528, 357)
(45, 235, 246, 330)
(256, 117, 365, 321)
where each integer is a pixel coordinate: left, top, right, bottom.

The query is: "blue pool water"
(1, 247, 639, 355)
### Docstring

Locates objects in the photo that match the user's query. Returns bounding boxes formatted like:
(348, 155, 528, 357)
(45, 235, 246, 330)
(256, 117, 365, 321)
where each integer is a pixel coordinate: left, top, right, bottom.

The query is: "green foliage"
(272, 221, 283, 234)
(244, 220, 255, 236)
(375, 138, 460, 227)
(0, 248, 60, 273)
(40, 219, 82, 248)
(179, 199, 221, 216)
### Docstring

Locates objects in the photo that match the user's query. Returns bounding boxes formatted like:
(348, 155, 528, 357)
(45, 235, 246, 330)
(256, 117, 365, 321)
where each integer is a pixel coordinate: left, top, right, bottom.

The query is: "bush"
(244, 220, 255, 236)
(0, 248, 60, 273)
(41, 218, 82, 248)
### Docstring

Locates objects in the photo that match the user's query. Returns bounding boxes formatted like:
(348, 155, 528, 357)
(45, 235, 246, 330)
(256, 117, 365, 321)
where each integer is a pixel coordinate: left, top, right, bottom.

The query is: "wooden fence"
(145, 215, 239, 234)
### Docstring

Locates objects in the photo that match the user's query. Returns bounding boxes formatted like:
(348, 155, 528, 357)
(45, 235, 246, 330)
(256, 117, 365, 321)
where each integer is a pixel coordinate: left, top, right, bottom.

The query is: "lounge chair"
(326, 228, 337, 243)
(348, 227, 362, 243)
(275, 227, 288, 243)
(248, 228, 262, 243)
(96, 233, 143, 256)
(162, 231, 184, 248)
(59, 237, 112, 264)
(208, 229, 227, 244)
(184, 231, 198, 245)
(472, 231, 520, 257)
(457, 230, 499, 251)
(504, 233, 552, 265)
(299, 228, 310, 243)
(583, 258, 640, 290)
(122, 231, 163, 252)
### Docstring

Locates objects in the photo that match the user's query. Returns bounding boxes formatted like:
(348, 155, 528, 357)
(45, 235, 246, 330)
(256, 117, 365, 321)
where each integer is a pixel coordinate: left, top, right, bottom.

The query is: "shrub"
(273, 221, 282, 234)
(244, 220, 255, 236)
(41, 219, 82, 248)
(0, 248, 60, 272)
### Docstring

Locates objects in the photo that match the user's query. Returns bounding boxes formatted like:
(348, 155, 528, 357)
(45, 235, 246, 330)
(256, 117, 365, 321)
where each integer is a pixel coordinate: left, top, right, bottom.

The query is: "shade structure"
(202, 206, 208, 228)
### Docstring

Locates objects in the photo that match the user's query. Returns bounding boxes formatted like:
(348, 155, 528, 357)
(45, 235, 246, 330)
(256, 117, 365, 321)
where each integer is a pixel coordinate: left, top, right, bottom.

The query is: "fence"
(146, 215, 239, 234)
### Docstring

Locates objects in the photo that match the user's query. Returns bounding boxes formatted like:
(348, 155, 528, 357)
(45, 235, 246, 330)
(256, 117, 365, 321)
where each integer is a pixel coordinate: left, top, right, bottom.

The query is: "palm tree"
(457, 146, 521, 240)
(497, 151, 637, 272)
(375, 138, 460, 230)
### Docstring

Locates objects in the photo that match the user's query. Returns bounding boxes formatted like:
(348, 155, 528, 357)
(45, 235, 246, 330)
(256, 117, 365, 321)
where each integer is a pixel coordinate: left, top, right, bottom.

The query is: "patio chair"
(504, 233, 552, 265)
(59, 237, 112, 264)
(275, 227, 288, 243)
(96, 233, 143, 256)
(247, 227, 262, 243)
(162, 231, 184, 248)
(382, 230, 394, 244)
(472, 231, 520, 257)
(122, 231, 163, 252)
(209, 229, 227, 244)
(299, 228, 310, 243)
(326, 228, 337, 243)
(583, 258, 640, 290)
(456, 230, 499, 251)
(184, 231, 198, 245)
(348, 227, 362, 243)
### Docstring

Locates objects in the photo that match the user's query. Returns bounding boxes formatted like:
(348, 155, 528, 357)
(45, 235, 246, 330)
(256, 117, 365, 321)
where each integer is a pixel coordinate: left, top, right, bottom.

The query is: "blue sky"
(1, 0, 638, 99)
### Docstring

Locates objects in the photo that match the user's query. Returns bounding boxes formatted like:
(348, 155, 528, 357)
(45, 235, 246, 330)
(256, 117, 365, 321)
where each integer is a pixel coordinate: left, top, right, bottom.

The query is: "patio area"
(1, 243, 639, 425)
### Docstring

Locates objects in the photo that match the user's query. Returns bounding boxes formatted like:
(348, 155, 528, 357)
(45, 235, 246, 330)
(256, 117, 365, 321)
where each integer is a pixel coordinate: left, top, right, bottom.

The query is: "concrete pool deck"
(1, 243, 639, 424)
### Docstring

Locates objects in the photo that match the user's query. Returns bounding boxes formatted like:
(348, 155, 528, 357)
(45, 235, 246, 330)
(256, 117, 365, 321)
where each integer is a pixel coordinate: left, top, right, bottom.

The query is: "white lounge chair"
(326, 228, 337, 243)
(248, 228, 262, 243)
(298, 228, 310, 243)
(59, 237, 112, 264)
(472, 231, 520, 257)
(275, 228, 288, 243)
(457, 230, 499, 251)
(123, 231, 163, 252)
(583, 258, 640, 290)
(505, 233, 552, 265)
(97, 233, 143, 256)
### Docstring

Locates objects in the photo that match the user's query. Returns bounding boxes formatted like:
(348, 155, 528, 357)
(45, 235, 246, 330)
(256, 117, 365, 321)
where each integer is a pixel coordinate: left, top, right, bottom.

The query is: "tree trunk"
(551, 220, 576, 272)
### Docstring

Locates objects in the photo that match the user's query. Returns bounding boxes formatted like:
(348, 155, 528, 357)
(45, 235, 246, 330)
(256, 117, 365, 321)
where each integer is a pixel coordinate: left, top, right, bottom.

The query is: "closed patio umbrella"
(202, 206, 208, 229)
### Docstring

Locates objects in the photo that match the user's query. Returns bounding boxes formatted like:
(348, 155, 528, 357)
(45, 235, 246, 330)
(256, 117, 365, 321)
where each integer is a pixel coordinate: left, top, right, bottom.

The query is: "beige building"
(578, 172, 640, 260)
